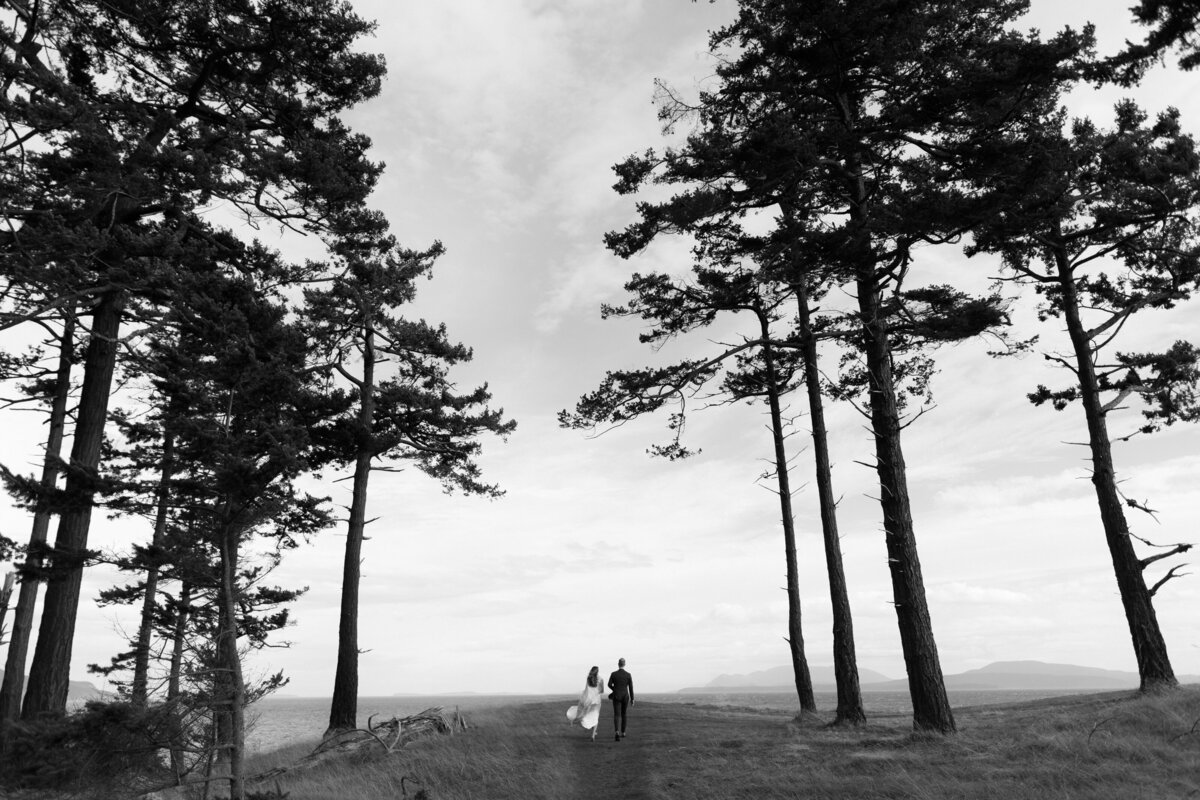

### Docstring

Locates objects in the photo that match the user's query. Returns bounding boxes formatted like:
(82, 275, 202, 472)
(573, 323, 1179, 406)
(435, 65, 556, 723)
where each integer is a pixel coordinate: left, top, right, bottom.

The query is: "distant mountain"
(0, 669, 112, 704)
(686, 664, 894, 693)
(956, 661, 1148, 690)
(688, 660, 1200, 693)
(868, 661, 1200, 691)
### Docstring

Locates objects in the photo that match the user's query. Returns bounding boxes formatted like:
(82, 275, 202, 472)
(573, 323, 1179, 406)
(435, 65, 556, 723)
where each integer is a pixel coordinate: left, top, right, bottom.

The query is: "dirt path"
(561, 700, 662, 800)
(512, 699, 803, 799)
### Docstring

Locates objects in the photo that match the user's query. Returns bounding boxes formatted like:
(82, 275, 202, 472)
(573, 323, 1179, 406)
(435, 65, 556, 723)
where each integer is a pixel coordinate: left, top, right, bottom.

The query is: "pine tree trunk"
(217, 526, 247, 800)
(757, 313, 816, 713)
(131, 433, 175, 707)
(840, 132, 953, 731)
(23, 296, 122, 718)
(167, 582, 191, 704)
(795, 282, 866, 725)
(0, 574, 13, 631)
(167, 582, 191, 783)
(0, 314, 75, 723)
(327, 326, 377, 735)
(1054, 249, 1177, 691)
(854, 272, 955, 732)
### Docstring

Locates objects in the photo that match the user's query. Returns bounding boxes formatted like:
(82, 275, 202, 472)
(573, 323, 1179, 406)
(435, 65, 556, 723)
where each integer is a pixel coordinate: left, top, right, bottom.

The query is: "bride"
(566, 665, 604, 741)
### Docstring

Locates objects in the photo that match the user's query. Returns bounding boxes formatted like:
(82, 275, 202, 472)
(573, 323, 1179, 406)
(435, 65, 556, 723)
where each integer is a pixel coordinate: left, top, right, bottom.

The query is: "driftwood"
(139, 707, 468, 798)
(248, 706, 468, 784)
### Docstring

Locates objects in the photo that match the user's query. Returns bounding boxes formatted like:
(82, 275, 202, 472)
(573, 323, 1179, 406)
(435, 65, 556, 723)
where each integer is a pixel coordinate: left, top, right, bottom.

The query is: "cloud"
(14, 0, 1200, 700)
(927, 582, 1032, 605)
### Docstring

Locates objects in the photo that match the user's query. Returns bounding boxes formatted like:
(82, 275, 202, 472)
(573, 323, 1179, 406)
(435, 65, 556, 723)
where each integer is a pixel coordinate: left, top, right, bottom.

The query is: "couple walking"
(566, 657, 634, 742)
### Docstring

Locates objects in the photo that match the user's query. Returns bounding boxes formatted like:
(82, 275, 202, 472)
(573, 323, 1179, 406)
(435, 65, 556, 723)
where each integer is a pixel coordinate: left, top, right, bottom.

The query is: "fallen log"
(249, 706, 467, 783)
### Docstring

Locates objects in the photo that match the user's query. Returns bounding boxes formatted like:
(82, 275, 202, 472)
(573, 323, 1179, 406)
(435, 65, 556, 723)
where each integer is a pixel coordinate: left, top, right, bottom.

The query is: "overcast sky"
(3, 0, 1199, 699)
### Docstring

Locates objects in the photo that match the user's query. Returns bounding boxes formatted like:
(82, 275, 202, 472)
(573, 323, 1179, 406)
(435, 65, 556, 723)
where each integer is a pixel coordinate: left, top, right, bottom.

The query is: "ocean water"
(245, 688, 1098, 753)
(245, 694, 546, 753)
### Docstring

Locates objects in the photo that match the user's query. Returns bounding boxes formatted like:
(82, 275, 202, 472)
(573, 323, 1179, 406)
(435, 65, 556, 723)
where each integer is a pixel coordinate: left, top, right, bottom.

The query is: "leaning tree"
(968, 101, 1200, 690)
(0, 312, 77, 722)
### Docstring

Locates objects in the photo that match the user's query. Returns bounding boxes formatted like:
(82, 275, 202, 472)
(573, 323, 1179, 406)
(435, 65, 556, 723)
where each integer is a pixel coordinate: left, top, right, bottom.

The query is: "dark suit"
(607, 668, 634, 735)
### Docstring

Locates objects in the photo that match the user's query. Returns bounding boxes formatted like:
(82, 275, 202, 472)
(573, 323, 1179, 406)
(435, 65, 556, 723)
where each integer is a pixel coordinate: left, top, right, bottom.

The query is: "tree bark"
(855, 273, 955, 732)
(167, 582, 191, 783)
(326, 325, 377, 735)
(167, 582, 191, 705)
(1054, 248, 1177, 691)
(217, 526, 247, 800)
(0, 574, 14, 629)
(0, 313, 75, 723)
(131, 433, 175, 707)
(841, 130, 954, 732)
(757, 312, 816, 713)
(23, 296, 122, 718)
(795, 282, 866, 725)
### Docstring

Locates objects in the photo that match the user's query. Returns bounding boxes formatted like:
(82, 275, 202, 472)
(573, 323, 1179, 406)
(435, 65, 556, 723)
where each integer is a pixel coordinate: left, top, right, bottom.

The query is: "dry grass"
(244, 687, 1200, 800)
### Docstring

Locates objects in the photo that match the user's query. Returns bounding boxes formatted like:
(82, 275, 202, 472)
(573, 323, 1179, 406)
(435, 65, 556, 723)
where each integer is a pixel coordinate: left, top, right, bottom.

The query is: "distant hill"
(0, 669, 112, 704)
(681, 664, 894, 693)
(685, 660, 1200, 693)
(867, 661, 1200, 691)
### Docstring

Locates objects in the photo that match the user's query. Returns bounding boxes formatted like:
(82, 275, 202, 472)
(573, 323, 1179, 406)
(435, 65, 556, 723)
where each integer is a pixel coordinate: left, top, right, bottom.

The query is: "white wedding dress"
(566, 680, 604, 730)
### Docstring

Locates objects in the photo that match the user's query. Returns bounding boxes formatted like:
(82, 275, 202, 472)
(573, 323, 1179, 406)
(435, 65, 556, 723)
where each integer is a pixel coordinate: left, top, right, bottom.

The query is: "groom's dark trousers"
(607, 668, 634, 735)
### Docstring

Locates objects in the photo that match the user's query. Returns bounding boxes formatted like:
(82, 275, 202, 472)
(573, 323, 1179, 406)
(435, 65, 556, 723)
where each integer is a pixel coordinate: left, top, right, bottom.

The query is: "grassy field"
(244, 687, 1200, 799)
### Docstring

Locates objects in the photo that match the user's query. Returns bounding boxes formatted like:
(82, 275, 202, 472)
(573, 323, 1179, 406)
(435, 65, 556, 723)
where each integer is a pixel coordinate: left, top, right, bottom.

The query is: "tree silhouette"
(969, 101, 1200, 690)
(564, 262, 824, 713)
(303, 233, 514, 736)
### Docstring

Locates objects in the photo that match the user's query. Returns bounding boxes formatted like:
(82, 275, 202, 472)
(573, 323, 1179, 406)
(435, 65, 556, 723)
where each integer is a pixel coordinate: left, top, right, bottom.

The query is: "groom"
(607, 657, 634, 741)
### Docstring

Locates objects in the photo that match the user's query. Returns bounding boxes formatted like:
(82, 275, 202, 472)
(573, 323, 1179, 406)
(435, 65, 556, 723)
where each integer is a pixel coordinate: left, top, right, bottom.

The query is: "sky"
(2, 0, 1199, 701)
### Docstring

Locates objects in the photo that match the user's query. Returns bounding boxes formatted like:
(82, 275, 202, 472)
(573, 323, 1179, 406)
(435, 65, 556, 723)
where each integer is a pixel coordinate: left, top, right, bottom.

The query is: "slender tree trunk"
(842, 132, 954, 732)
(0, 574, 14, 637)
(24, 295, 122, 718)
(756, 312, 815, 713)
(327, 326, 377, 736)
(795, 282, 866, 725)
(205, 713, 221, 800)
(168, 582, 191, 783)
(1054, 249, 1176, 691)
(854, 271, 955, 732)
(217, 526, 246, 800)
(1, 314, 75, 723)
(131, 433, 175, 707)
(167, 582, 191, 704)
(0, 574, 13, 624)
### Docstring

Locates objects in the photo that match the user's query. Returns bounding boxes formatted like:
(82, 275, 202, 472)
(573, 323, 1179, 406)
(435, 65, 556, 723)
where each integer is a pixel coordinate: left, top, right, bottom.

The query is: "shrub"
(0, 699, 174, 794)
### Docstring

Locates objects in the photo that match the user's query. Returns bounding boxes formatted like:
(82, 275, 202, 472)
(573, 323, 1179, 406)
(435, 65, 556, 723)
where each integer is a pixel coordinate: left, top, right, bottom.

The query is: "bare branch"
(1138, 542, 1192, 570)
(899, 403, 936, 430)
(1148, 564, 1190, 597)
(1123, 495, 1161, 521)
(1170, 717, 1200, 742)
(1087, 717, 1114, 745)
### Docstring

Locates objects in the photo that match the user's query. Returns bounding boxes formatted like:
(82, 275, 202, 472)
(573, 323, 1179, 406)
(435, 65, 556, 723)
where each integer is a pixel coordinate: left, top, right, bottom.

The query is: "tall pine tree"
(304, 234, 514, 736)
(968, 101, 1200, 690)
